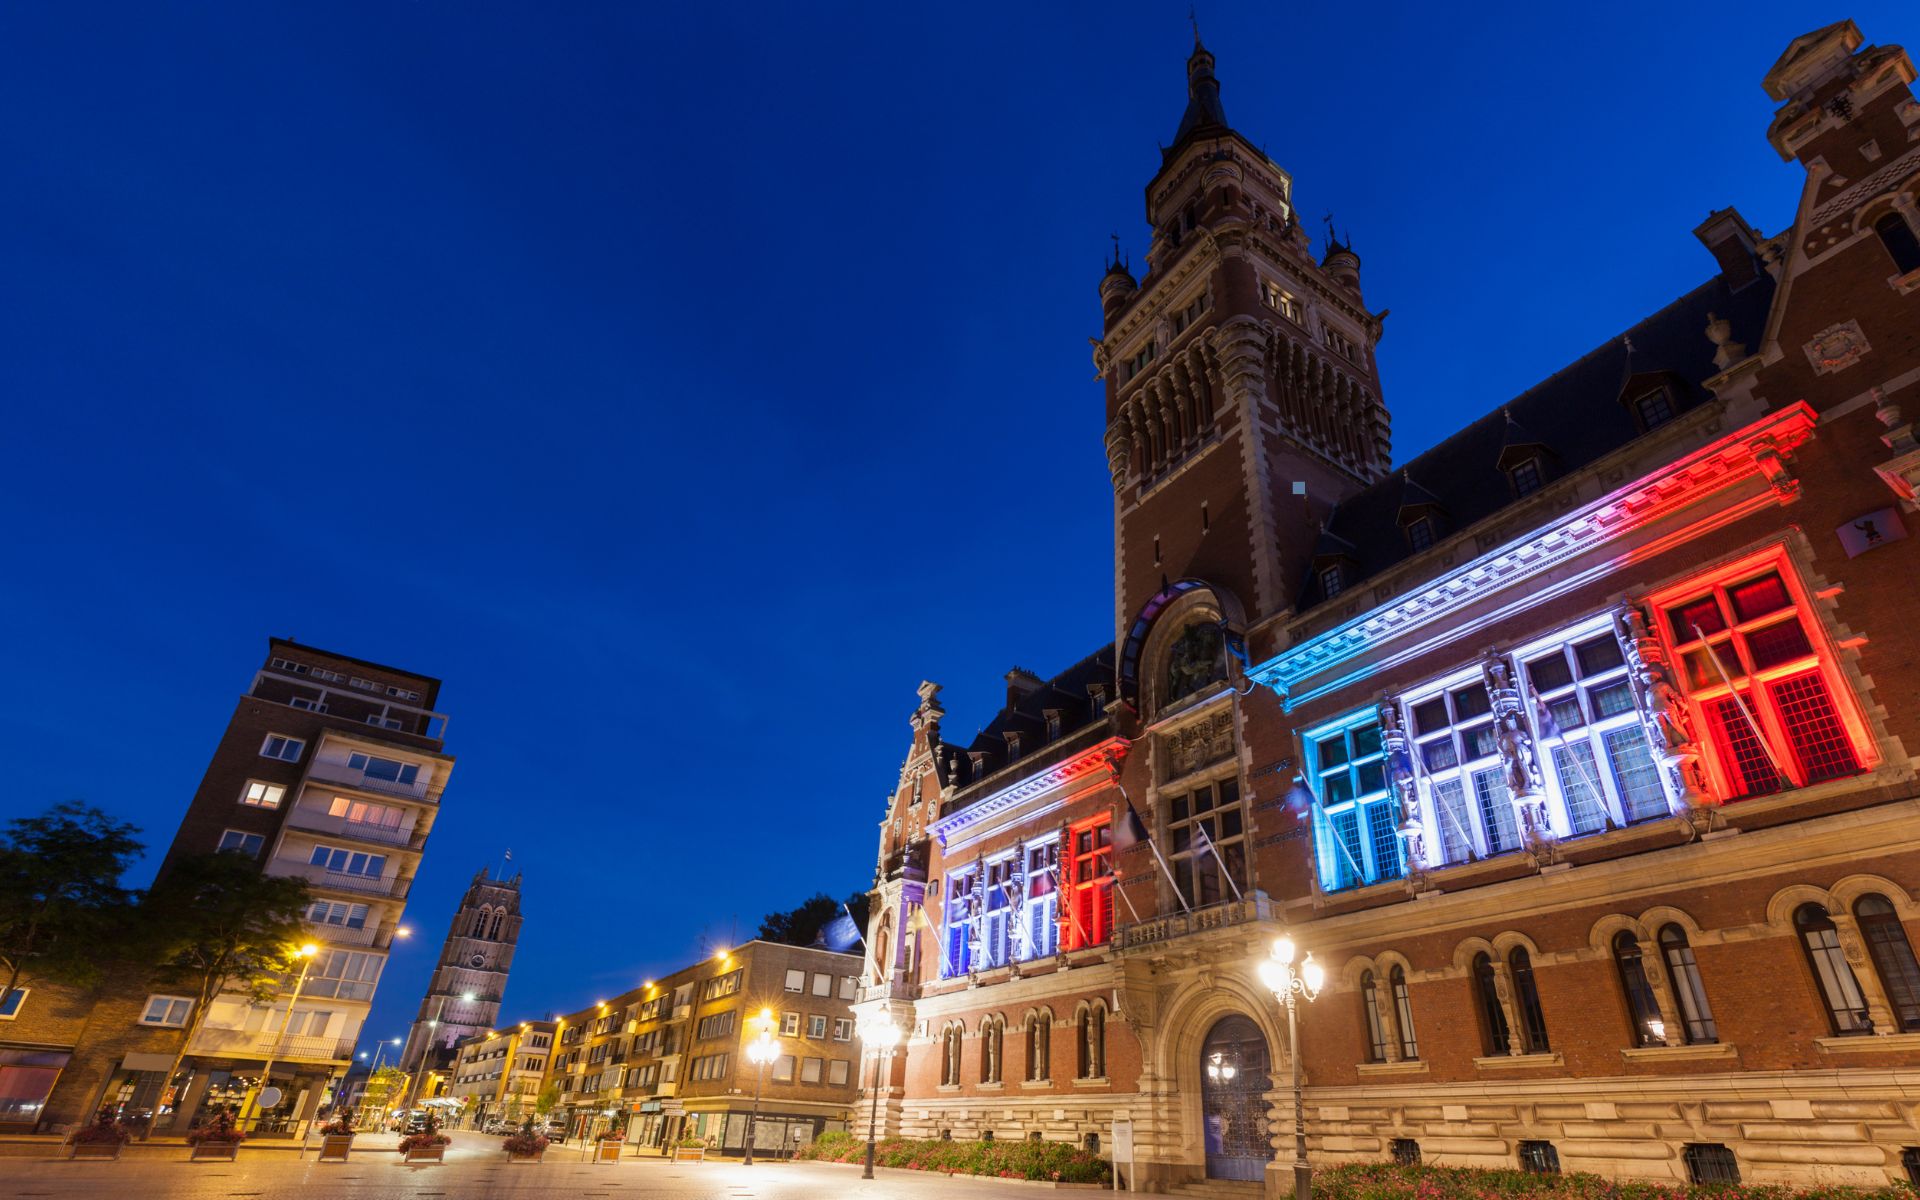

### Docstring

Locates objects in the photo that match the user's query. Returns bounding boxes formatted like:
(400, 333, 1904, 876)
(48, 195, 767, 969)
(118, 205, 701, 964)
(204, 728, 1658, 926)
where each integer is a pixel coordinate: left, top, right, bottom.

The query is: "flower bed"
(1312, 1163, 1917, 1200)
(795, 1131, 1111, 1185)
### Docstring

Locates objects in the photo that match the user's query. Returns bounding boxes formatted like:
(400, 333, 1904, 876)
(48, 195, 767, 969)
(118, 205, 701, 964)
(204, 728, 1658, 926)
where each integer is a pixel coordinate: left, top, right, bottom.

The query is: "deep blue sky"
(3, 4, 1910, 1044)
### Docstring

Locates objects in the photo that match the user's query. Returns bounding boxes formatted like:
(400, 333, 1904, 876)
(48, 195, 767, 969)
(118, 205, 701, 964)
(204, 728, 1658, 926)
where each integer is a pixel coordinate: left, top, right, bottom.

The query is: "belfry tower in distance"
(398, 866, 523, 1079)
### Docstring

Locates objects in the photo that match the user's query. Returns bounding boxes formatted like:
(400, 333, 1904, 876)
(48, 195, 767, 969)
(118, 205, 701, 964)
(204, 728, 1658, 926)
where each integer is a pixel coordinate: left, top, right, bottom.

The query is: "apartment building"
(16, 639, 452, 1133)
(547, 941, 862, 1154)
(448, 1019, 555, 1127)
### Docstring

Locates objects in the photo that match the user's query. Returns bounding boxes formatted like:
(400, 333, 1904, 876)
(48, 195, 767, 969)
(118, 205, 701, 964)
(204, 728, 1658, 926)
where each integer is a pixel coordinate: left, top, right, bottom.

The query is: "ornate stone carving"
(1376, 695, 1428, 877)
(1803, 319, 1871, 375)
(1750, 436, 1801, 501)
(1612, 604, 1711, 815)
(1705, 310, 1746, 371)
(1163, 709, 1235, 779)
(1481, 655, 1550, 849)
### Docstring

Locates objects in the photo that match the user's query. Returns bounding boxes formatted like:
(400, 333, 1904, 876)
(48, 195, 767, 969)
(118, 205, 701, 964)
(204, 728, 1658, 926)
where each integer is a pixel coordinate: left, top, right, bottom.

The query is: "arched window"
(1795, 903, 1871, 1035)
(471, 906, 490, 938)
(1359, 971, 1387, 1062)
(1854, 895, 1920, 1031)
(1658, 925, 1717, 1044)
(980, 1016, 1003, 1084)
(1471, 953, 1509, 1056)
(1612, 932, 1666, 1046)
(1027, 1010, 1051, 1082)
(488, 911, 505, 940)
(1509, 948, 1550, 1054)
(1077, 1002, 1106, 1079)
(940, 1023, 962, 1086)
(1390, 965, 1419, 1060)
(1875, 211, 1920, 276)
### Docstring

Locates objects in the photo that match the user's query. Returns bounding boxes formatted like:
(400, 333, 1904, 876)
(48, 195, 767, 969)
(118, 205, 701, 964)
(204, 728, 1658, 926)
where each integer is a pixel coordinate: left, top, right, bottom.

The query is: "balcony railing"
(1114, 892, 1275, 953)
(284, 806, 422, 849)
(306, 758, 432, 803)
(859, 976, 920, 1004)
(308, 920, 381, 947)
(881, 841, 929, 883)
(188, 1027, 354, 1062)
(282, 862, 410, 899)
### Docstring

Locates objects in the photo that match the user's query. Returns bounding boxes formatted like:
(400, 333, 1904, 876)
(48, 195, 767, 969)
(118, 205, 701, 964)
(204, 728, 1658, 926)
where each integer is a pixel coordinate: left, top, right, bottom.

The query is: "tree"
(0, 802, 143, 1010)
(533, 1082, 558, 1116)
(756, 890, 870, 948)
(136, 852, 313, 1137)
(361, 1065, 408, 1121)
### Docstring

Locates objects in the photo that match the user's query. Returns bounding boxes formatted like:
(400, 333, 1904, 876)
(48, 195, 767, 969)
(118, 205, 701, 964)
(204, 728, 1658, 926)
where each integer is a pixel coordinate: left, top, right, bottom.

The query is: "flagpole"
(1108, 868, 1145, 925)
(1192, 826, 1244, 903)
(1047, 863, 1089, 947)
(1297, 775, 1369, 881)
(1690, 623, 1791, 786)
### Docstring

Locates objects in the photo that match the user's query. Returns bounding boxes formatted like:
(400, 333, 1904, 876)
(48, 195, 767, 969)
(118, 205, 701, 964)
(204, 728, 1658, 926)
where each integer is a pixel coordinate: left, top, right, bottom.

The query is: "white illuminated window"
(241, 781, 285, 809)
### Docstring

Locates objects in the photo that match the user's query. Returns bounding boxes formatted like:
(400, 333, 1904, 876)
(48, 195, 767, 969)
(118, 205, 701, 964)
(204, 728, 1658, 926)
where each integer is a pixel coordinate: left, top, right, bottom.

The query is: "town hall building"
(853, 20, 1920, 1193)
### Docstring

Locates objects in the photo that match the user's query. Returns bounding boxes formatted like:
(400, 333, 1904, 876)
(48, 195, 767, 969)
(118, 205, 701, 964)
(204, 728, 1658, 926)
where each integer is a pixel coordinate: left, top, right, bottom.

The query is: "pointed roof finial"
(1190, 5, 1202, 46)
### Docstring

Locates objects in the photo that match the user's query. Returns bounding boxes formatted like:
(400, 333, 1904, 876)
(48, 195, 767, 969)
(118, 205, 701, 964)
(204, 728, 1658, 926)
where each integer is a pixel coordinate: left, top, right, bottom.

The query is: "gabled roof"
(1299, 267, 1776, 608)
(942, 645, 1117, 791)
(1764, 20, 1862, 100)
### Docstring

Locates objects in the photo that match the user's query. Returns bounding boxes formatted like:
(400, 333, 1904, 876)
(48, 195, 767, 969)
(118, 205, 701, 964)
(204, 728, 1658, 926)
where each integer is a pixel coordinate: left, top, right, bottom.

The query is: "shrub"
(795, 1131, 1111, 1184)
(1312, 1163, 1919, 1200)
(69, 1111, 133, 1146)
(186, 1108, 246, 1145)
(398, 1111, 450, 1153)
(319, 1112, 355, 1138)
(504, 1117, 549, 1157)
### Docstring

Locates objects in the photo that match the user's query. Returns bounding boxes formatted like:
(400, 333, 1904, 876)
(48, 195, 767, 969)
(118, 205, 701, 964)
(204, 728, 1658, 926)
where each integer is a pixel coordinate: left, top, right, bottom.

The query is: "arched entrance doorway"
(1199, 1015, 1274, 1182)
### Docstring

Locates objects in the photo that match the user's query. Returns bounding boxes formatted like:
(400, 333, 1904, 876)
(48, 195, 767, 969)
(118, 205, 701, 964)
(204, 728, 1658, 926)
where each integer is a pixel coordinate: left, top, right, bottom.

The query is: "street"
(0, 1131, 1083, 1199)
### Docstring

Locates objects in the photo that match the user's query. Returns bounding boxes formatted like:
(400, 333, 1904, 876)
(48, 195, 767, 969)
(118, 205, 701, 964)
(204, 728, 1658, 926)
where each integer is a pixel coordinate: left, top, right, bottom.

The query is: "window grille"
(1517, 1141, 1559, 1175)
(1683, 1143, 1740, 1185)
(1390, 1139, 1421, 1166)
(1901, 1146, 1920, 1187)
(1360, 971, 1387, 1063)
(1856, 895, 1920, 1031)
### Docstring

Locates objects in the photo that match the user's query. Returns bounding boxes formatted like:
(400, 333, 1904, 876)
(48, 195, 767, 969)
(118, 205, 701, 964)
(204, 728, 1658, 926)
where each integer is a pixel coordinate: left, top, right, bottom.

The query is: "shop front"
(0, 1045, 72, 1133)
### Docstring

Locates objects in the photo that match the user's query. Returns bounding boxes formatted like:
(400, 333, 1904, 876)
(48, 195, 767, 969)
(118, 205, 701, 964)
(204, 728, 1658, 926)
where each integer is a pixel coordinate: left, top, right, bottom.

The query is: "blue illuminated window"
(1306, 718, 1400, 891)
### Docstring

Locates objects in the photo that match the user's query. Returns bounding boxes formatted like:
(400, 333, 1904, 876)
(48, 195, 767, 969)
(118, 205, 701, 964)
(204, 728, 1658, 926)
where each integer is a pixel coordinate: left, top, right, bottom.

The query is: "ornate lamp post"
(855, 1014, 901, 1180)
(1258, 935, 1324, 1200)
(741, 1010, 781, 1167)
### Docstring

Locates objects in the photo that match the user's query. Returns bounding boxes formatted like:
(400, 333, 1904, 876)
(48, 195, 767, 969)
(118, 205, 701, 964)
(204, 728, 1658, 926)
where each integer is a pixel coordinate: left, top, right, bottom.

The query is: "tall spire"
(1168, 32, 1230, 155)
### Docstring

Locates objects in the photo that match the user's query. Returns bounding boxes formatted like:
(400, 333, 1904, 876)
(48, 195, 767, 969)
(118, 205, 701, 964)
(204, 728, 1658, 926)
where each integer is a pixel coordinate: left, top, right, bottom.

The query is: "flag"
(1530, 694, 1562, 741)
(1111, 798, 1151, 850)
(816, 906, 863, 953)
(504, 849, 512, 861)
(1028, 868, 1055, 898)
(1283, 780, 1315, 815)
(1192, 824, 1245, 902)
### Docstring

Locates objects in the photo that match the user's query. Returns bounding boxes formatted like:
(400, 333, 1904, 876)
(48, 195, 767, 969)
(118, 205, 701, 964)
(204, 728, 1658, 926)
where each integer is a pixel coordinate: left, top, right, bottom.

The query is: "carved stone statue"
(1482, 654, 1550, 851)
(1613, 605, 1710, 813)
(1164, 622, 1227, 706)
(1376, 695, 1428, 876)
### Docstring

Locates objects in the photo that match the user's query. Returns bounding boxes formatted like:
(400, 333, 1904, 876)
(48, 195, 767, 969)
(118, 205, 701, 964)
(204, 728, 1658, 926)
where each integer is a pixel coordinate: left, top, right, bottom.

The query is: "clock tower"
(398, 865, 523, 1084)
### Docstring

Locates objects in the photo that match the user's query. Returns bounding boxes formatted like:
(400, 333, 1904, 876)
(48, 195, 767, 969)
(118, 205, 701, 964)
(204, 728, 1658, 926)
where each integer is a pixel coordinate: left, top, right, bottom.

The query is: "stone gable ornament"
(1803, 319, 1871, 375)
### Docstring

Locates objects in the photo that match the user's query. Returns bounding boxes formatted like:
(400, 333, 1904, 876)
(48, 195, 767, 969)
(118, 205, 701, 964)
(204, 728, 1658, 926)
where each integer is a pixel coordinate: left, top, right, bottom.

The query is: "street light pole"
(742, 1013, 780, 1167)
(855, 1014, 900, 1180)
(241, 941, 320, 1131)
(1258, 935, 1324, 1200)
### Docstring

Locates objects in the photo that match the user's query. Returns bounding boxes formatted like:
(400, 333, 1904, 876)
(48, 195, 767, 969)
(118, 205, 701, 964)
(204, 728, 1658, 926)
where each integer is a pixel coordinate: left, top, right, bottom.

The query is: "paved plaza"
(0, 1132, 1074, 1200)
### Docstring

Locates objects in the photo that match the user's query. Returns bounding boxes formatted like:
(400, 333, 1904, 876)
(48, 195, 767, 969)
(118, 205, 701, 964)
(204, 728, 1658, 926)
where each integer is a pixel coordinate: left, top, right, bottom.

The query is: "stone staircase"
(1166, 1181, 1266, 1200)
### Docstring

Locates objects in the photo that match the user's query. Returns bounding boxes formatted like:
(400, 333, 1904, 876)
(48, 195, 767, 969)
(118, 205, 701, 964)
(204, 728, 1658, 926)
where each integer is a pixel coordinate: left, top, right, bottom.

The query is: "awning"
(638, 1102, 662, 1113)
(122, 1052, 176, 1073)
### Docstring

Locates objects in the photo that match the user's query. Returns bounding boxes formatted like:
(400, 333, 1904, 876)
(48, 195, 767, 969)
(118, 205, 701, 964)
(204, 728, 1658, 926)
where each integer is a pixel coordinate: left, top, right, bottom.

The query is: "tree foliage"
(0, 802, 143, 1004)
(756, 890, 870, 947)
(533, 1082, 559, 1115)
(362, 1065, 408, 1115)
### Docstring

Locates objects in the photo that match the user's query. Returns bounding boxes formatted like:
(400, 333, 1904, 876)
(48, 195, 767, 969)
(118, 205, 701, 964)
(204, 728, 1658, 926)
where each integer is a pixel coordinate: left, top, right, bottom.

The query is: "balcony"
(306, 757, 433, 803)
(1114, 892, 1276, 954)
(307, 920, 384, 948)
(188, 1027, 354, 1063)
(284, 806, 423, 850)
(282, 862, 410, 899)
(859, 976, 920, 1004)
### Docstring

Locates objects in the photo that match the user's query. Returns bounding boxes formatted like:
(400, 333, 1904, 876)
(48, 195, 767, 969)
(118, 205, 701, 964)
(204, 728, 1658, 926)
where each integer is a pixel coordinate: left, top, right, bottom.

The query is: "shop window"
(1661, 565, 1865, 798)
(1308, 718, 1399, 890)
(1658, 925, 1718, 1044)
(1062, 818, 1112, 951)
(1795, 904, 1872, 1035)
(1855, 895, 1920, 1031)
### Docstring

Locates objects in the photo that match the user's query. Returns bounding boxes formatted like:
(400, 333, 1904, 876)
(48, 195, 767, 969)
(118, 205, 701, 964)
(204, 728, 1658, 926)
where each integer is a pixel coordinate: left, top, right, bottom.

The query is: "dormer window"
(1406, 516, 1436, 552)
(1044, 711, 1063, 742)
(1003, 732, 1024, 760)
(1320, 564, 1346, 599)
(1509, 458, 1544, 498)
(1634, 387, 1674, 430)
(1873, 212, 1920, 276)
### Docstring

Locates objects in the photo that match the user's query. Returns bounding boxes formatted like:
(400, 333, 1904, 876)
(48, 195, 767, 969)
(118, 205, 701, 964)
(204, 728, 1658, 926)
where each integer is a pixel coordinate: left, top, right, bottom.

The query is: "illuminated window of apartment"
(328, 797, 405, 832)
(1509, 457, 1544, 497)
(1660, 563, 1865, 798)
(1405, 516, 1436, 552)
(1319, 564, 1345, 600)
(1634, 388, 1674, 430)
(1061, 817, 1113, 951)
(1023, 843, 1059, 959)
(1406, 682, 1514, 866)
(1262, 280, 1302, 322)
(1166, 778, 1246, 909)
(241, 781, 285, 809)
(1305, 718, 1399, 890)
(783, 969, 804, 992)
(1518, 623, 1671, 832)
(0, 989, 26, 1019)
(139, 996, 193, 1027)
(807, 1015, 828, 1039)
(780, 1011, 800, 1037)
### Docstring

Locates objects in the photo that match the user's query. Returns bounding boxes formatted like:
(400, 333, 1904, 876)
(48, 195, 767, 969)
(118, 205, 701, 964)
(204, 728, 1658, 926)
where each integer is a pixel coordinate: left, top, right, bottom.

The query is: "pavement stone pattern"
(0, 1131, 1081, 1198)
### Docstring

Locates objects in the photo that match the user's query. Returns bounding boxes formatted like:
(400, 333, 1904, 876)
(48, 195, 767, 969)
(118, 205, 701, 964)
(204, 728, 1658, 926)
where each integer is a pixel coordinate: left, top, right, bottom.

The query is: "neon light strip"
(1250, 405, 1818, 707)
(929, 738, 1126, 853)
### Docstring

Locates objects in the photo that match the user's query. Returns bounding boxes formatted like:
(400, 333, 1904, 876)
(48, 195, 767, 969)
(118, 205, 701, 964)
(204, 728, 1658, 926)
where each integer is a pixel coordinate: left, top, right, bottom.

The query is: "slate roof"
(1167, 42, 1231, 159)
(940, 645, 1118, 792)
(1300, 266, 1778, 607)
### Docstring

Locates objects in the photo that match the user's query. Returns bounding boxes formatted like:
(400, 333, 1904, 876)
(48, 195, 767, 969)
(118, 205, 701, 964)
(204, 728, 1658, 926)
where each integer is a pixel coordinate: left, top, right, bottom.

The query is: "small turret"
(1322, 225, 1362, 295)
(1100, 236, 1138, 322)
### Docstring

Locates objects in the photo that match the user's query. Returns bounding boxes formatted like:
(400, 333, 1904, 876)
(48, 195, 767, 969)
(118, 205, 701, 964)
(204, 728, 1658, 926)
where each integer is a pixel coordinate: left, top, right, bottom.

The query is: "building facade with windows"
(542, 940, 861, 1153)
(14, 639, 452, 1134)
(854, 21, 1920, 1192)
(398, 865, 522, 1093)
(447, 1018, 554, 1127)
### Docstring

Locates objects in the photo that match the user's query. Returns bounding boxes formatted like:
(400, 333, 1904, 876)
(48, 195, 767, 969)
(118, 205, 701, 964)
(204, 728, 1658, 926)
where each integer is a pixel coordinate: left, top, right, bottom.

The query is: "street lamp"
(855, 1014, 901, 1180)
(1258, 935, 1324, 1200)
(242, 941, 321, 1129)
(742, 1010, 781, 1167)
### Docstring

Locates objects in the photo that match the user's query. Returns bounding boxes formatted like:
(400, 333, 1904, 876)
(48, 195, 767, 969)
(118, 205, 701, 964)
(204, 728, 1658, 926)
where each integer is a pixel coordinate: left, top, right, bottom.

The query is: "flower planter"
(507, 1148, 546, 1163)
(403, 1143, 447, 1163)
(596, 1140, 624, 1163)
(190, 1141, 242, 1161)
(317, 1135, 354, 1162)
(69, 1141, 125, 1160)
(673, 1145, 707, 1162)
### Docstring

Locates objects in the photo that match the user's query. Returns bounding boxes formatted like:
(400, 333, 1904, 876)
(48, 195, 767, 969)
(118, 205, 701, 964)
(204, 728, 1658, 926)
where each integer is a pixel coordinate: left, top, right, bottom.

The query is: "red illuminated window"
(1656, 557, 1867, 799)
(1061, 818, 1112, 951)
